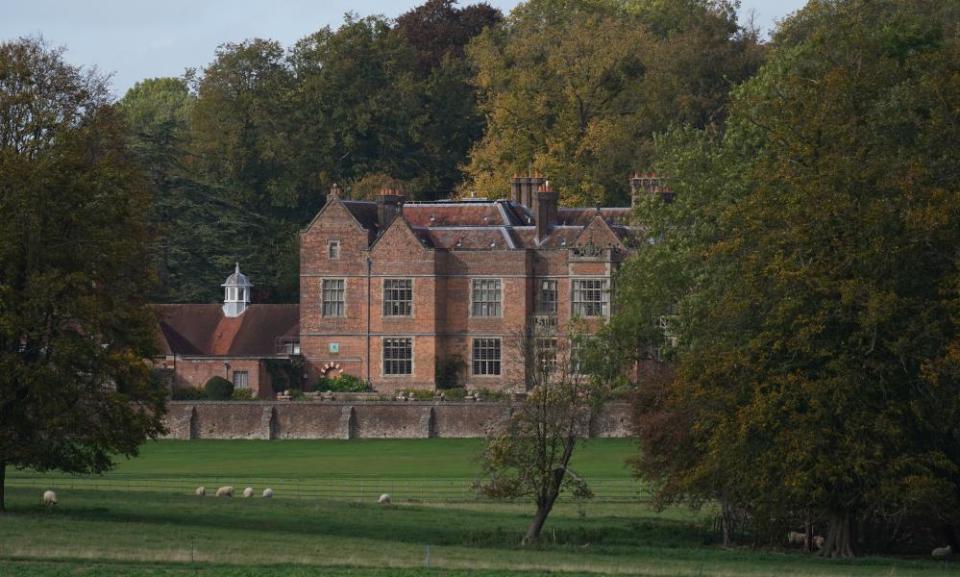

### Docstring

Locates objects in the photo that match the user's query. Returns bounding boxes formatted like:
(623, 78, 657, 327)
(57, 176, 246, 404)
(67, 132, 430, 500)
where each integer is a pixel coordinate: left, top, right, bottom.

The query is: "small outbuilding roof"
(153, 303, 298, 358)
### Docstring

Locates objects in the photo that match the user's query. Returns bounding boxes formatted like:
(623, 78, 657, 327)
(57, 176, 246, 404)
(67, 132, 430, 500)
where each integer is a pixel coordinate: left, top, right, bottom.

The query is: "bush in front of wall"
(316, 373, 369, 393)
(204, 376, 234, 400)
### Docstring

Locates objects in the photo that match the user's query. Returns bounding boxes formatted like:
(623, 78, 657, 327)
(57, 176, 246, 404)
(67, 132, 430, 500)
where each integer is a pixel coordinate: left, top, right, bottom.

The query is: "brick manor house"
(154, 174, 668, 396)
(299, 175, 672, 394)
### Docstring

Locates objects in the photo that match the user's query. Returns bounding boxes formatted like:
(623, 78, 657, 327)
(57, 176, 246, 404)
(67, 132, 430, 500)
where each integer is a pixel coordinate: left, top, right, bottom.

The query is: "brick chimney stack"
(629, 172, 672, 207)
(511, 175, 522, 204)
(377, 187, 405, 229)
(534, 181, 558, 243)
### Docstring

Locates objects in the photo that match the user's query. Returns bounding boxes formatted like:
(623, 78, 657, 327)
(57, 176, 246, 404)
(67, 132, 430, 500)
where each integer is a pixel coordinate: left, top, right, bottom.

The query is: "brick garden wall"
(162, 401, 633, 440)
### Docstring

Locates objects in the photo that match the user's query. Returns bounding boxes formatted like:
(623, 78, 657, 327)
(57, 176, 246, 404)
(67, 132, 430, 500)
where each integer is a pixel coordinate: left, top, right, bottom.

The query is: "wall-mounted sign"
(329, 342, 340, 353)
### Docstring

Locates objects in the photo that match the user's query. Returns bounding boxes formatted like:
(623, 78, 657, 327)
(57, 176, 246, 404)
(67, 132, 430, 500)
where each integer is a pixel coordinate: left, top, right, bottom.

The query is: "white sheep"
(42, 490, 57, 506)
(195, 486, 206, 497)
(242, 487, 254, 498)
(378, 493, 391, 504)
(932, 545, 953, 558)
(787, 531, 806, 546)
(786, 531, 823, 549)
(215, 486, 234, 497)
(262, 488, 274, 498)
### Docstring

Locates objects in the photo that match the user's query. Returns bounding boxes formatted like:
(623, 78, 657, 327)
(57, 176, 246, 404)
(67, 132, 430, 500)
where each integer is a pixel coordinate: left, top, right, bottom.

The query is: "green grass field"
(0, 440, 956, 577)
(5, 439, 641, 501)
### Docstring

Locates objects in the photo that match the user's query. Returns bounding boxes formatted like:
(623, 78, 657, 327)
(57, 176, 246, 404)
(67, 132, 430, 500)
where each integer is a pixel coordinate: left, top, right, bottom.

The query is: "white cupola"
(221, 263, 253, 317)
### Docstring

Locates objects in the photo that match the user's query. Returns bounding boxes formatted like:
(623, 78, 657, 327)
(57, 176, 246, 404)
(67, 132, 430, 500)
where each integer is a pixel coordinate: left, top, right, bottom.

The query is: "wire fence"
(5, 474, 646, 503)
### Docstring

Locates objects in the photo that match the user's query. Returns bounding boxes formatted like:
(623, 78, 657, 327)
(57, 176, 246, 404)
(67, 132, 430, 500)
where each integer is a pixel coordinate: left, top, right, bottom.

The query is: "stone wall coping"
(168, 400, 631, 408)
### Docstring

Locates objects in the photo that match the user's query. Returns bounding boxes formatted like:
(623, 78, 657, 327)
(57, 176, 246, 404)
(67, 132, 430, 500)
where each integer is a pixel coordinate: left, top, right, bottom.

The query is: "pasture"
(0, 439, 955, 577)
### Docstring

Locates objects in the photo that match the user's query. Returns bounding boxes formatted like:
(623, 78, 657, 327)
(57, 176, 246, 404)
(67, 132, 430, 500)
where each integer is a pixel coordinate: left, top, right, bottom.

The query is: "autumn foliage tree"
(610, 0, 960, 557)
(0, 38, 167, 512)
(464, 0, 762, 206)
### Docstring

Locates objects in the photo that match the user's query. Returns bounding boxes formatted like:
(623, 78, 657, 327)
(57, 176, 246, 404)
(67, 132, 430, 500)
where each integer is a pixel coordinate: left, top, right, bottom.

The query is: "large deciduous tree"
(464, 0, 762, 206)
(611, 0, 960, 557)
(0, 38, 167, 512)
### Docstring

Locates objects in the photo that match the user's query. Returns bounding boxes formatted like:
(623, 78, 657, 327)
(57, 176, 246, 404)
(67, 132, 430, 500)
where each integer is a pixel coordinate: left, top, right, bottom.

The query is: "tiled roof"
(556, 208, 633, 226)
(403, 202, 519, 227)
(153, 304, 299, 357)
(330, 196, 638, 251)
(425, 227, 516, 250)
(342, 201, 380, 230)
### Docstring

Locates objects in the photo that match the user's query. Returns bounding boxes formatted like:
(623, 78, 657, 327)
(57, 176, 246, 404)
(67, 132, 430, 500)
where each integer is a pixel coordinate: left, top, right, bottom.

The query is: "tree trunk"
(719, 500, 733, 547)
(820, 511, 855, 558)
(524, 501, 554, 545)
(0, 460, 6, 513)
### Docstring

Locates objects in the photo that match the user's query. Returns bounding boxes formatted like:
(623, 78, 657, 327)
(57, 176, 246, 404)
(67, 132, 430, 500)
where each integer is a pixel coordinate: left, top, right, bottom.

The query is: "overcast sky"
(3, 0, 808, 98)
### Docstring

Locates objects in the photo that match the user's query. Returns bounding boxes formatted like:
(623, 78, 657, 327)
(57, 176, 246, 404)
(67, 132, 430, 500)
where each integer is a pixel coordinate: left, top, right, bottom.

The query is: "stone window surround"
(571, 277, 610, 318)
(536, 279, 558, 315)
(470, 277, 503, 318)
(321, 278, 346, 318)
(382, 278, 414, 318)
(471, 336, 501, 376)
(382, 336, 414, 376)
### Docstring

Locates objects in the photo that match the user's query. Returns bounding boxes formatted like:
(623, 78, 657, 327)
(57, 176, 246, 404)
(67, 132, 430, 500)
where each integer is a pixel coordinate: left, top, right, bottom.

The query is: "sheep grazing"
(813, 535, 825, 549)
(378, 493, 391, 505)
(932, 545, 953, 558)
(215, 486, 234, 497)
(41, 490, 58, 506)
(786, 531, 806, 546)
(242, 487, 254, 498)
(262, 488, 274, 498)
(195, 486, 206, 497)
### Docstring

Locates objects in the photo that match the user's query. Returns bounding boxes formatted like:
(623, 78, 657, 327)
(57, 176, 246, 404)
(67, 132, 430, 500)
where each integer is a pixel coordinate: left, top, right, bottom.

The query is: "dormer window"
(328, 240, 341, 259)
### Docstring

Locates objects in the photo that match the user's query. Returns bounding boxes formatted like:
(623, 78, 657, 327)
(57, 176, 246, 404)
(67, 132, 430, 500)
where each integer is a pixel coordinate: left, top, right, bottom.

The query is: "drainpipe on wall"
(366, 255, 372, 387)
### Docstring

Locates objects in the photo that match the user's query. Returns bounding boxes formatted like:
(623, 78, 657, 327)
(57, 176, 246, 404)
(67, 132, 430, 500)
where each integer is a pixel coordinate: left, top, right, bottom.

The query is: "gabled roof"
(306, 194, 639, 253)
(153, 304, 298, 357)
(301, 194, 371, 235)
(369, 214, 436, 252)
(575, 214, 626, 251)
(556, 207, 633, 226)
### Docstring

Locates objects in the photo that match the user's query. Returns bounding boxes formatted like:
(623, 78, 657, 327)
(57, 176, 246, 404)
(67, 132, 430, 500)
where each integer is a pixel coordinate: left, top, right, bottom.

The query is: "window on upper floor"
(471, 278, 501, 317)
(536, 279, 558, 315)
(328, 240, 341, 259)
(383, 279, 413, 317)
(472, 337, 501, 376)
(572, 278, 609, 318)
(383, 337, 413, 375)
(321, 278, 345, 317)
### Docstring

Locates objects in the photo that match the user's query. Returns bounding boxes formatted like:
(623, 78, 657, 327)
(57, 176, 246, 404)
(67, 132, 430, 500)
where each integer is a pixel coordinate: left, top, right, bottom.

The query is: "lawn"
(0, 440, 955, 577)
(4, 439, 641, 501)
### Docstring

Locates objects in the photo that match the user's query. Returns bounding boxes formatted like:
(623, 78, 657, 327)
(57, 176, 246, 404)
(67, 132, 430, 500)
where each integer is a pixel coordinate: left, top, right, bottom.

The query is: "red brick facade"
(152, 303, 299, 399)
(299, 180, 639, 393)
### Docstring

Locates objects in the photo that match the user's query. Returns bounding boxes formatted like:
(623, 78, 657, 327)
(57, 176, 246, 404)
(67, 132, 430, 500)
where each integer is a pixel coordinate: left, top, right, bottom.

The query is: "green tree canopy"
(612, 0, 960, 556)
(0, 38, 167, 511)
